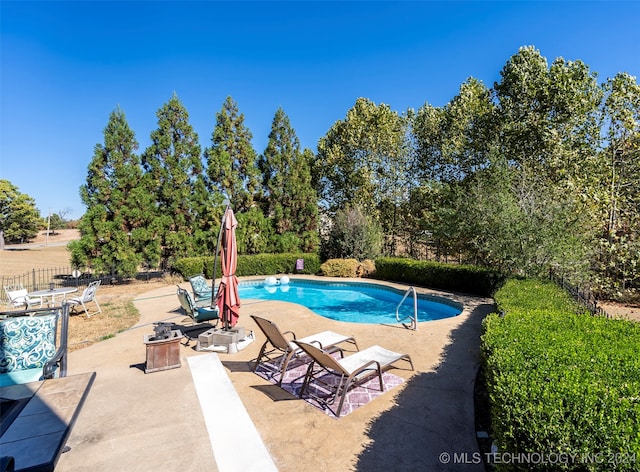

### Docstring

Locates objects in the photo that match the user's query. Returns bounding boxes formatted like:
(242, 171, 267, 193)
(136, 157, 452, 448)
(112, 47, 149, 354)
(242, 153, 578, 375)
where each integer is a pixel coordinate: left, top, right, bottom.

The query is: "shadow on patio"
(355, 300, 494, 471)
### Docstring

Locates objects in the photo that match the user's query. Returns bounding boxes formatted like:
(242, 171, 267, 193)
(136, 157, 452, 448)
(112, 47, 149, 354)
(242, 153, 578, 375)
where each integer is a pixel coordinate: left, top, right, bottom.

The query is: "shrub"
(359, 259, 376, 276)
(171, 257, 205, 278)
(172, 253, 321, 279)
(320, 259, 360, 277)
(373, 257, 505, 296)
(482, 278, 640, 471)
(321, 207, 382, 261)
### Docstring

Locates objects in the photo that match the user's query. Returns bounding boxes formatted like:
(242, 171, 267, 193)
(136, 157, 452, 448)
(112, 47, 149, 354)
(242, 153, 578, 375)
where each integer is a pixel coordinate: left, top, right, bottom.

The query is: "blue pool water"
(238, 279, 462, 324)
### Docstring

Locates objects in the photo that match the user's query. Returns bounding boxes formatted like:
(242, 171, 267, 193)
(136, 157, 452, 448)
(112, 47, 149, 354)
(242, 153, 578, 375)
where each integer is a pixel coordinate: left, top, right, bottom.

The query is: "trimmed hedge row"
(172, 253, 321, 279)
(372, 257, 505, 296)
(482, 278, 640, 471)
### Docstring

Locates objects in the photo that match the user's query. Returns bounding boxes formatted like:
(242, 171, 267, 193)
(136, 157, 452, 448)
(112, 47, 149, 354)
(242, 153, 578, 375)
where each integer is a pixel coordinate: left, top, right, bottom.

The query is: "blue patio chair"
(176, 287, 219, 325)
(0, 304, 69, 387)
(188, 274, 213, 302)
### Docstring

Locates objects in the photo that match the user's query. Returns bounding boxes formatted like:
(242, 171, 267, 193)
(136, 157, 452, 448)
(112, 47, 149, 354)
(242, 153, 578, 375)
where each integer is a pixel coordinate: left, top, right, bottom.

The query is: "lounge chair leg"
(254, 342, 269, 373)
(277, 350, 296, 386)
(299, 362, 315, 398)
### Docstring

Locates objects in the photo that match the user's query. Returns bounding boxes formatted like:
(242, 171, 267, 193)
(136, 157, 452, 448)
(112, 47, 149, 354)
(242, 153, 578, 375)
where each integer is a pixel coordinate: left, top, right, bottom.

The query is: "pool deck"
(56, 276, 494, 472)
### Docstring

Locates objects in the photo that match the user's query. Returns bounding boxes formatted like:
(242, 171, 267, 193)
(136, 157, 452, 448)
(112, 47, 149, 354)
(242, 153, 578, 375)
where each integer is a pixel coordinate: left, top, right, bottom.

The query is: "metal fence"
(549, 272, 610, 318)
(1, 266, 166, 304)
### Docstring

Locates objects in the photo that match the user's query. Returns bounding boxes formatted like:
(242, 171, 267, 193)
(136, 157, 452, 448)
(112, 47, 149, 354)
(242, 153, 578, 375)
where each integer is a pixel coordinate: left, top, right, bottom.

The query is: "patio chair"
(188, 274, 213, 302)
(4, 284, 42, 309)
(0, 304, 70, 387)
(251, 315, 359, 386)
(67, 280, 102, 317)
(176, 287, 220, 325)
(295, 340, 414, 417)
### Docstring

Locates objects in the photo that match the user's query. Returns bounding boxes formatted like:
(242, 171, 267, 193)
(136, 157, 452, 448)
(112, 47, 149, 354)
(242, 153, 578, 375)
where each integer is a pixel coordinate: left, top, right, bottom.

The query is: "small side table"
(143, 330, 182, 373)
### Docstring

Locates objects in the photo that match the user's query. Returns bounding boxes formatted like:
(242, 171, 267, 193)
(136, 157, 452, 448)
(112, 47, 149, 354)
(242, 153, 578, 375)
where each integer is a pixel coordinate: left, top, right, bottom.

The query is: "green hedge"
(172, 253, 321, 279)
(482, 278, 640, 471)
(372, 257, 505, 296)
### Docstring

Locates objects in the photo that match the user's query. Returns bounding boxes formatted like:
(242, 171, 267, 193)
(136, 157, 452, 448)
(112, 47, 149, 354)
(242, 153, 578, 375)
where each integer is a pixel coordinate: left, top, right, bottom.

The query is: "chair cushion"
(195, 306, 219, 322)
(0, 314, 57, 373)
(189, 275, 212, 299)
(0, 368, 45, 387)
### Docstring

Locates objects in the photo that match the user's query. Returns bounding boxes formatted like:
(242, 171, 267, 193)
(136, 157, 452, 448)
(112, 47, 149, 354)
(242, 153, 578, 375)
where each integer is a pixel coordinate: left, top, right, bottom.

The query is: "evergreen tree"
(205, 96, 260, 213)
(141, 94, 208, 266)
(69, 107, 152, 276)
(259, 108, 319, 252)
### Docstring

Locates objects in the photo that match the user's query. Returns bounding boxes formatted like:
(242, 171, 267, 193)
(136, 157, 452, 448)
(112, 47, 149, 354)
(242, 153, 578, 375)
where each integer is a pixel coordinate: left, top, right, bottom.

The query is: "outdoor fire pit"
(143, 323, 182, 373)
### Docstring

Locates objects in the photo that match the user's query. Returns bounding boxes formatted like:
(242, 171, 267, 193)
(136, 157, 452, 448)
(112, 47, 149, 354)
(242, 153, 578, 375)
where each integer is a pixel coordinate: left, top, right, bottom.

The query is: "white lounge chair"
(251, 315, 359, 386)
(68, 280, 102, 317)
(295, 341, 414, 417)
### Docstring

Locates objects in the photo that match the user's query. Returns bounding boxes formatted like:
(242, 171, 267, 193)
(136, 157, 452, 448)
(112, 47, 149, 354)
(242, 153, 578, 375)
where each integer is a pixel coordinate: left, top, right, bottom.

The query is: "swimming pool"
(238, 279, 462, 324)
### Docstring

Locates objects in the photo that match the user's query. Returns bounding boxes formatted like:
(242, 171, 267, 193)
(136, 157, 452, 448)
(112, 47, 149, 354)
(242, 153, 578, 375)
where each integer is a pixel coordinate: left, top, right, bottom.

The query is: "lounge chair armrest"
(43, 346, 67, 379)
(282, 330, 296, 340)
(308, 341, 345, 356)
(352, 360, 382, 377)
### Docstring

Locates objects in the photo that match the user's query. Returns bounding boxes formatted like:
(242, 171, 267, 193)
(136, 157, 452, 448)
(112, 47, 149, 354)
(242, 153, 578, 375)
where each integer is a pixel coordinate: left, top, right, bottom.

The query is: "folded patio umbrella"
(215, 206, 240, 330)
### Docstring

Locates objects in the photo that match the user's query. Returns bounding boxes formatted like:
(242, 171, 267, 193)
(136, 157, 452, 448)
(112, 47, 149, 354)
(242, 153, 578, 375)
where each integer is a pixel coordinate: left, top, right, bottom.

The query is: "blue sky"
(1, 1, 639, 219)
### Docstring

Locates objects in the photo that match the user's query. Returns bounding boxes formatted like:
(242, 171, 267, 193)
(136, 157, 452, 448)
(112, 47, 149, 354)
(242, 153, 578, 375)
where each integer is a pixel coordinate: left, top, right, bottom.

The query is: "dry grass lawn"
(1, 230, 176, 351)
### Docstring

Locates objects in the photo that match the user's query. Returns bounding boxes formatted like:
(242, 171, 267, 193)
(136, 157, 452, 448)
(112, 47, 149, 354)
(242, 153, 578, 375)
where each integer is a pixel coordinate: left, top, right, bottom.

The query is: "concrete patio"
(55, 277, 494, 472)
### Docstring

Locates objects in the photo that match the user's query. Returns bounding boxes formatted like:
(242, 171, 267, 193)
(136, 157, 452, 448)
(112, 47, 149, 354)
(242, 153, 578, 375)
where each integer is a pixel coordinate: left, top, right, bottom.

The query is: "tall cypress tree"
(259, 108, 319, 252)
(205, 96, 260, 213)
(141, 94, 208, 266)
(70, 107, 152, 276)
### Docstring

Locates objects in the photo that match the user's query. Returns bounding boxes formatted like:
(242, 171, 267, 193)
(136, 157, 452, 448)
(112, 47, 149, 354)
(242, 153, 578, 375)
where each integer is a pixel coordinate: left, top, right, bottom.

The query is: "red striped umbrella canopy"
(215, 207, 240, 329)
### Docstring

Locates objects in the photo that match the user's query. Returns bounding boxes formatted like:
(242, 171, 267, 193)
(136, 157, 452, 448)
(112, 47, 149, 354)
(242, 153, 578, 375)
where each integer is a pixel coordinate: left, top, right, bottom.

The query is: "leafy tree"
(0, 180, 40, 245)
(414, 78, 496, 183)
(316, 98, 411, 255)
(141, 94, 209, 266)
(494, 46, 602, 185)
(69, 107, 152, 276)
(592, 73, 640, 296)
(316, 98, 409, 215)
(259, 108, 319, 252)
(412, 47, 601, 279)
(205, 96, 261, 214)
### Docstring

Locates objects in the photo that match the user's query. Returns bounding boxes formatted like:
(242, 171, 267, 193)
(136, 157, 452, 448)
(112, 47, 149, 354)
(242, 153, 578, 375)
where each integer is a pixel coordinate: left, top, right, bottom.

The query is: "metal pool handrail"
(396, 286, 418, 330)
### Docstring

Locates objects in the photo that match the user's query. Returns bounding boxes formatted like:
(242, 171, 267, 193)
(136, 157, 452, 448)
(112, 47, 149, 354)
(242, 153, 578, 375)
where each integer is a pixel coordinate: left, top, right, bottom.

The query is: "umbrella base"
(197, 326, 254, 353)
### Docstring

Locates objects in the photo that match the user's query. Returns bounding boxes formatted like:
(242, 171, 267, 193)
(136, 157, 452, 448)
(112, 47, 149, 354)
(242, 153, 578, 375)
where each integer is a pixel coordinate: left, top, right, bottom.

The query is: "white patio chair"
(4, 284, 43, 309)
(68, 280, 102, 317)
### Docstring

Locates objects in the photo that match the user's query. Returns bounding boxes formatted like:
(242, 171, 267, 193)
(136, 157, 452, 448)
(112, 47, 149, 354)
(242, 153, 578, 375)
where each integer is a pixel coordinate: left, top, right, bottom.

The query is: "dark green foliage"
(172, 253, 321, 279)
(372, 257, 505, 296)
(235, 207, 273, 255)
(0, 180, 40, 244)
(205, 96, 260, 213)
(70, 107, 150, 276)
(482, 278, 640, 471)
(141, 94, 209, 267)
(171, 257, 206, 279)
(259, 108, 319, 252)
(235, 253, 320, 277)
